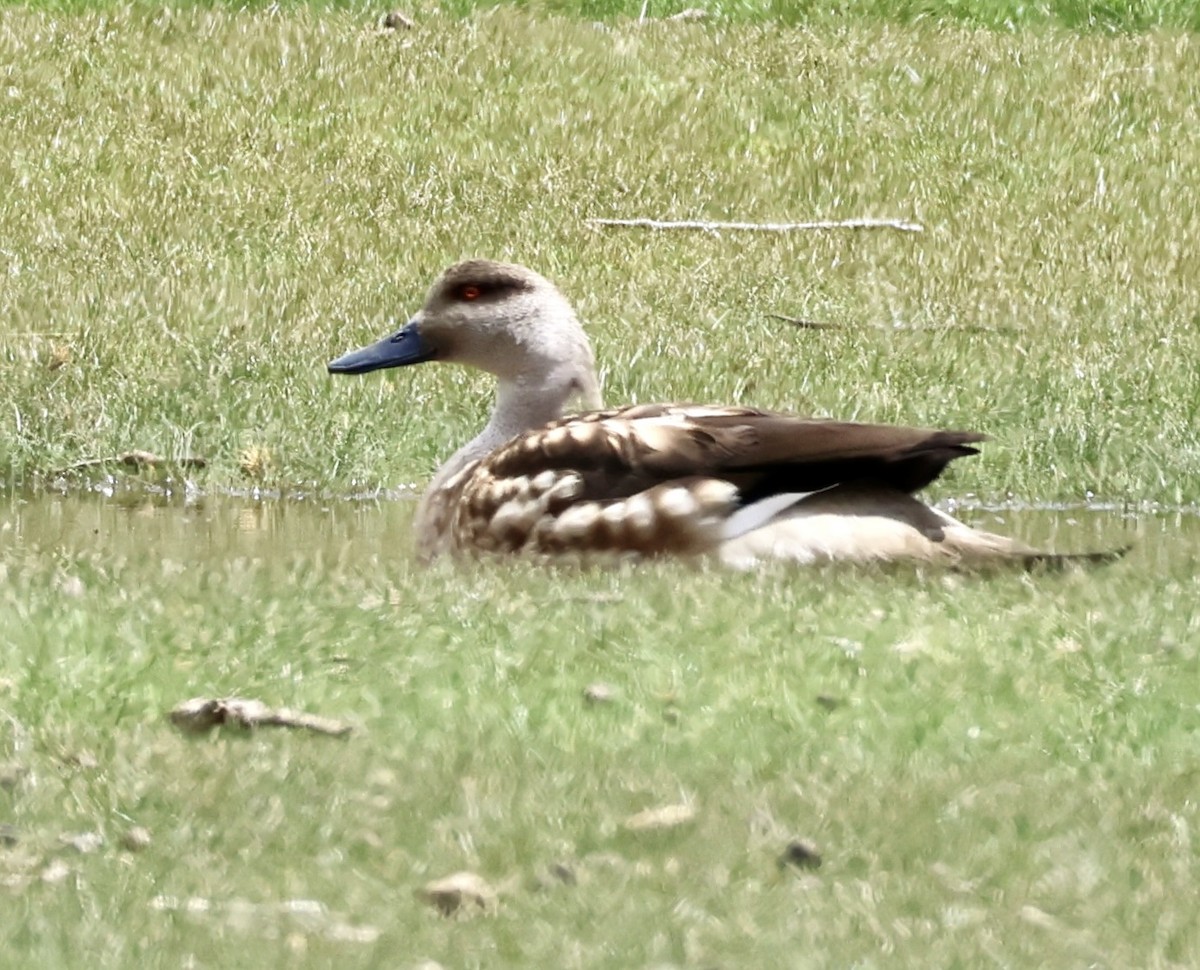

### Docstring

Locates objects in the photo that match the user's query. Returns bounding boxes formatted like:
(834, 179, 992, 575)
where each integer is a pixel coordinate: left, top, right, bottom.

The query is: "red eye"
(461, 285, 481, 301)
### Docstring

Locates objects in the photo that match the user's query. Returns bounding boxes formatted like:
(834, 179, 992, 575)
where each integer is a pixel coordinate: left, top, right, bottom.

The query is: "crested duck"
(328, 260, 1118, 568)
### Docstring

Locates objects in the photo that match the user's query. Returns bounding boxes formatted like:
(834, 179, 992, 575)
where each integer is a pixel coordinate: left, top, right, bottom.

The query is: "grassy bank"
(1, 493, 1197, 968)
(0, 6, 1198, 504)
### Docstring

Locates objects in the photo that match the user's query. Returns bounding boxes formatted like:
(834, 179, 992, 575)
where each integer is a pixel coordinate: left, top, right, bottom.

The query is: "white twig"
(168, 697, 353, 737)
(587, 216, 924, 233)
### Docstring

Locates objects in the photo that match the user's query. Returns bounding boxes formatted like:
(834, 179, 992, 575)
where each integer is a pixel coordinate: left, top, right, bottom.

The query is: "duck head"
(328, 260, 600, 404)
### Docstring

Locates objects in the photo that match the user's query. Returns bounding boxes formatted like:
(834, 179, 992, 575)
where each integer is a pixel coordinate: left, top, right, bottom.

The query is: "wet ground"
(1, 490, 1193, 568)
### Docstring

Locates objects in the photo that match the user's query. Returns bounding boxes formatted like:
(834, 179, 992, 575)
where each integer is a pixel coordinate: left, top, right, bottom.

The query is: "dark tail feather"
(1017, 545, 1133, 570)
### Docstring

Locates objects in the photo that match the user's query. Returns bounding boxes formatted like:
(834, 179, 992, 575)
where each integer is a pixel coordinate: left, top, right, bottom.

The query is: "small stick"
(588, 217, 924, 233)
(889, 323, 1014, 334)
(49, 451, 208, 475)
(770, 314, 1016, 335)
(168, 697, 353, 738)
(768, 313, 838, 330)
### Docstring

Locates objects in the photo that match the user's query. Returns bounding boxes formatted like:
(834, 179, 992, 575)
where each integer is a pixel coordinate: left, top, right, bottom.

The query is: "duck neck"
(427, 364, 602, 495)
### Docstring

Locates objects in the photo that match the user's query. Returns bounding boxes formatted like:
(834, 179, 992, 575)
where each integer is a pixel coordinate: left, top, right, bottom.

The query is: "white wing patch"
(720, 490, 825, 541)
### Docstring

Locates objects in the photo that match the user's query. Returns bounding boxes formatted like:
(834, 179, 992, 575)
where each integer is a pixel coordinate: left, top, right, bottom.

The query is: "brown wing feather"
(484, 405, 984, 504)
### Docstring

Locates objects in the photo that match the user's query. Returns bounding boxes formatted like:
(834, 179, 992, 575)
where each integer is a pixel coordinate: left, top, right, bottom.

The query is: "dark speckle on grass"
(381, 10, 413, 30)
(532, 862, 578, 890)
(0, 764, 26, 791)
(549, 862, 577, 885)
(419, 871, 498, 917)
(779, 840, 823, 871)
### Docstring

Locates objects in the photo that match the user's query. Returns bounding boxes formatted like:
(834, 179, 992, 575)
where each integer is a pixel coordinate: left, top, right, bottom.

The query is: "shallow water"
(0, 491, 419, 567)
(2, 490, 1196, 567)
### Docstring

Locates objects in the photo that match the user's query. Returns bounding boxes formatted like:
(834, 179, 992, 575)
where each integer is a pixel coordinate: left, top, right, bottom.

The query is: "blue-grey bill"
(327, 320, 434, 375)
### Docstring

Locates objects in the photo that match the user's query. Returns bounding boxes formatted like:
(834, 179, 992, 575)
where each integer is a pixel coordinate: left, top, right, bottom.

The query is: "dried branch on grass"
(150, 895, 380, 943)
(50, 451, 208, 476)
(623, 802, 697, 831)
(767, 314, 839, 330)
(167, 698, 353, 738)
(770, 313, 1017, 335)
(588, 217, 924, 233)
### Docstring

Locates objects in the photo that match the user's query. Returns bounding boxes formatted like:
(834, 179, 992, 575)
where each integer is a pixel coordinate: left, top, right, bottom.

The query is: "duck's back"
(414, 404, 985, 561)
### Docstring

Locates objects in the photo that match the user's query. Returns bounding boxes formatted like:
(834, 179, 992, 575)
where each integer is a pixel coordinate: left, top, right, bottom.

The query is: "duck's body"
(412, 403, 1010, 567)
(328, 260, 1118, 568)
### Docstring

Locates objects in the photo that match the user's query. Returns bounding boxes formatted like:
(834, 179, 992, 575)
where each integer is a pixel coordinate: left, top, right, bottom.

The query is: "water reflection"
(0, 491, 419, 564)
(0, 490, 1195, 567)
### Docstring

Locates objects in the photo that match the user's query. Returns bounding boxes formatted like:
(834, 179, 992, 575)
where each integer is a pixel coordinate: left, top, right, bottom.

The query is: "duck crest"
(329, 261, 1127, 569)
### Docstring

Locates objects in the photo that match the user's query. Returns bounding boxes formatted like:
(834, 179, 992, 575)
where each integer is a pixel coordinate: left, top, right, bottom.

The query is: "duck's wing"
(487, 404, 984, 502)
(446, 405, 986, 557)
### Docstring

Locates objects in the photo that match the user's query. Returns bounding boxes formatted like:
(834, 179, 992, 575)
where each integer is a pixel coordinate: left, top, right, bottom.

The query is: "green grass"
(12, 0, 1200, 32)
(2, 494, 1198, 968)
(2, 5, 1200, 968)
(1, 6, 1199, 504)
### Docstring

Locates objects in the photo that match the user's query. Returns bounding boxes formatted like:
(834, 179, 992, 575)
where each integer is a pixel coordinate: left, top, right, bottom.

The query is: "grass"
(2, 493, 1198, 968)
(2, 4, 1200, 968)
(13, 0, 1200, 32)
(1, 6, 1199, 503)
